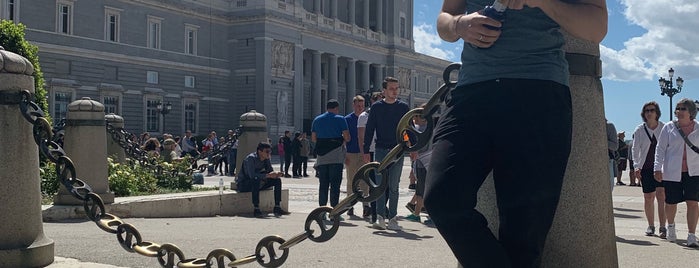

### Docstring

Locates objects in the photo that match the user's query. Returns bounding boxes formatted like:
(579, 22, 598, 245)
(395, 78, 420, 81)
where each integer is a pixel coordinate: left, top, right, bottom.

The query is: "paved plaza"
(44, 157, 698, 267)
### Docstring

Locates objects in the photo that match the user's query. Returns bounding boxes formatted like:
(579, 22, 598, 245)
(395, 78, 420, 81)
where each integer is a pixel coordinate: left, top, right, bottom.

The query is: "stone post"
(474, 33, 618, 267)
(236, 110, 268, 174)
(0, 47, 55, 267)
(54, 97, 115, 205)
(105, 113, 126, 163)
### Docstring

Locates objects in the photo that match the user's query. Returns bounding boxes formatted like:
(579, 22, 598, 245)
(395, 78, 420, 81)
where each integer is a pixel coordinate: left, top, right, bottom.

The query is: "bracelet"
(454, 14, 465, 39)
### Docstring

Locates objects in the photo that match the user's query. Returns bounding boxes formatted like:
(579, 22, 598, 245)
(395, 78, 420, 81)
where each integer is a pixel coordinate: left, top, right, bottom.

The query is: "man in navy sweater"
(363, 77, 410, 230)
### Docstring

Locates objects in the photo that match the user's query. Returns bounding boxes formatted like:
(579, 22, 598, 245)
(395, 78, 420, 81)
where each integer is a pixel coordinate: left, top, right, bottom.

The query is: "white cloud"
(413, 23, 456, 61)
(603, 0, 699, 81)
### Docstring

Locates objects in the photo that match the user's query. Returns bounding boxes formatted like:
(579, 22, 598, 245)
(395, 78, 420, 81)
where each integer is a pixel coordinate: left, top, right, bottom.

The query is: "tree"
(0, 20, 49, 120)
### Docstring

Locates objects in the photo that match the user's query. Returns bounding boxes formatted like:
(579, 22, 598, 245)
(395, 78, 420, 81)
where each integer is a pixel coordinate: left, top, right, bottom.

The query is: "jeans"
(423, 79, 572, 268)
(374, 147, 404, 220)
(237, 178, 282, 207)
(317, 163, 343, 207)
(227, 148, 237, 175)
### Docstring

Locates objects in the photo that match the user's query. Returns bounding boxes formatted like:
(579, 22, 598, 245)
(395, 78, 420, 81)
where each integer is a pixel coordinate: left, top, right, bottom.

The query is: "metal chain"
(14, 63, 460, 267)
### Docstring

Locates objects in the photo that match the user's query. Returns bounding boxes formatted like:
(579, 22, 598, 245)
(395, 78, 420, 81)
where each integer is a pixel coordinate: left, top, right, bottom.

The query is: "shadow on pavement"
(614, 207, 643, 212)
(615, 236, 658, 246)
(371, 229, 435, 241)
(613, 213, 642, 219)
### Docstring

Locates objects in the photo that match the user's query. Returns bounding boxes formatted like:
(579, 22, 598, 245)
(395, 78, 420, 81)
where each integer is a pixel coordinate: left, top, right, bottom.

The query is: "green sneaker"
(405, 214, 421, 222)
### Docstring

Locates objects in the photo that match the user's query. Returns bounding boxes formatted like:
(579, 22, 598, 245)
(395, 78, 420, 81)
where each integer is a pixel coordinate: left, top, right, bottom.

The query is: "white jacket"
(631, 121, 664, 170)
(654, 120, 699, 181)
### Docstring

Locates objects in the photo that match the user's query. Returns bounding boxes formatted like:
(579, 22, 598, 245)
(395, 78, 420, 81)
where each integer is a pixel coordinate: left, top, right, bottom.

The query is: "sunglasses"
(644, 109, 656, 113)
(676, 107, 688, 111)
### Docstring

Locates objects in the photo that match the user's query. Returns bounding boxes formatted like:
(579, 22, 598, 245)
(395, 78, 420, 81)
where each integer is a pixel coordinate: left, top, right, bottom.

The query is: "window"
(104, 8, 121, 42)
(399, 17, 406, 39)
(185, 76, 195, 88)
(185, 24, 198, 55)
(145, 98, 161, 132)
(1, 0, 19, 21)
(56, 1, 73, 34)
(102, 95, 120, 115)
(147, 71, 158, 84)
(184, 102, 197, 133)
(51, 89, 74, 121)
(147, 16, 162, 49)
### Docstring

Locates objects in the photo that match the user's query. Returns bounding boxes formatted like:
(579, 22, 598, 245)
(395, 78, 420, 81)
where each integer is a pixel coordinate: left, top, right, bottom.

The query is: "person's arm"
(437, 0, 502, 47)
(631, 126, 642, 170)
(653, 125, 670, 182)
(311, 132, 317, 143)
(525, 0, 607, 43)
(342, 130, 350, 143)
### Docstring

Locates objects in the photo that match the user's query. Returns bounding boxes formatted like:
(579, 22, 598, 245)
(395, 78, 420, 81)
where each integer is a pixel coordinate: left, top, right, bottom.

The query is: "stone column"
(311, 50, 322, 117)
(0, 47, 54, 267)
(293, 45, 304, 130)
(236, 110, 268, 174)
(345, 58, 357, 112)
(54, 97, 114, 205)
(360, 61, 370, 94)
(363, 0, 370, 28)
(330, 0, 337, 19)
(373, 64, 383, 93)
(376, 0, 382, 33)
(105, 113, 126, 163)
(474, 33, 617, 267)
(328, 54, 338, 102)
(314, 0, 321, 14)
(348, 0, 355, 26)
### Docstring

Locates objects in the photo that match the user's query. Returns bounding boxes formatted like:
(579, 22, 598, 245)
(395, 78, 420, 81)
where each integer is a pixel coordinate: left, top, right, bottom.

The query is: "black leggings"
(424, 79, 572, 268)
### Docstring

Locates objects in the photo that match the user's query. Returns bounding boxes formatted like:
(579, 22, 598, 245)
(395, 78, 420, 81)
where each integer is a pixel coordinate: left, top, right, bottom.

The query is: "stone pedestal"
(105, 113, 126, 163)
(236, 110, 269, 173)
(54, 97, 114, 205)
(474, 32, 618, 267)
(0, 47, 55, 267)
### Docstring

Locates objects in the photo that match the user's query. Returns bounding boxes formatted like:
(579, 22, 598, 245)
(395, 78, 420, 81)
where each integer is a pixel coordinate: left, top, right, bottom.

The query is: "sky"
(413, 0, 699, 137)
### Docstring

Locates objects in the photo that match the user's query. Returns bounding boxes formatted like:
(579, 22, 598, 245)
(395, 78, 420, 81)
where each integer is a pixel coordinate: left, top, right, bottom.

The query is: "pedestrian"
(291, 132, 302, 177)
(312, 99, 350, 217)
(405, 104, 431, 223)
(282, 130, 293, 177)
(617, 132, 628, 185)
(344, 95, 365, 216)
(654, 98, 699, 247)
(363, 77, 410, 231)
(235, 142, 290, 218)
(607, 120, 619, 188)
(299, 132, 310, 177)
(277, 136, 286, 174)
(226, 129, 238, 176)
(427, 1, 607, 266)
(632, 101, 666, 237)
(358, 92, 382, 219)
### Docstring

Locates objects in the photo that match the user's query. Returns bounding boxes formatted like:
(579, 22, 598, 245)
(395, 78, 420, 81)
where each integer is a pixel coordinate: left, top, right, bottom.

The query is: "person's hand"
(455, 13, 503, 48)
(634, 169, 641, 180)
(653, 171, 662, 182)
(363, 154, 371, 163)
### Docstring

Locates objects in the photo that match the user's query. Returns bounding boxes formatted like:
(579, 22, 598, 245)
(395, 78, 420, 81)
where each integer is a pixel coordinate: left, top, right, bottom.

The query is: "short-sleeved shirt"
(357, 111, 375, 152)
(312, 112, 348, 138)
(344, 113, 360, 153)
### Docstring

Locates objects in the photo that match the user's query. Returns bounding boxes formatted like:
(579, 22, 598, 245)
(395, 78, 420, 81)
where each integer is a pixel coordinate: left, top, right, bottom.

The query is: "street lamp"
(157, 101, 172, 133)
(658, 68, 684, 121)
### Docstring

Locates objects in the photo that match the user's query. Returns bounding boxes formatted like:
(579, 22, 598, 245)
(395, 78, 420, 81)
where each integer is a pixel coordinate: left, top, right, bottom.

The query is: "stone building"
(1, 0, 450, 139)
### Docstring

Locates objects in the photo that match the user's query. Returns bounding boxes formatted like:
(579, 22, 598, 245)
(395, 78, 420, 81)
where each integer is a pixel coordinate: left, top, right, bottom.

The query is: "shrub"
(39, 161, 59, 196)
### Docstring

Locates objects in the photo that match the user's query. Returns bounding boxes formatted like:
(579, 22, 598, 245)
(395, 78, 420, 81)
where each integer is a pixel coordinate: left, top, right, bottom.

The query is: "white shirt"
(654, 120, 699, 181)
(631, 121, 664, 170)
(357, 111, 375, 153)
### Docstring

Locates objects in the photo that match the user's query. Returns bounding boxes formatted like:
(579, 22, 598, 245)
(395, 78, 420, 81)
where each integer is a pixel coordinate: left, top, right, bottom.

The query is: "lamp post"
(157, 101, 172, 133)
(658, 68, 684, 121)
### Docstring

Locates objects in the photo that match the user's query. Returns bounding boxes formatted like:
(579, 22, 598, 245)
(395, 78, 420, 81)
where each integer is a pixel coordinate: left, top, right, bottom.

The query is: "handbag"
(673, 121, 699, 154)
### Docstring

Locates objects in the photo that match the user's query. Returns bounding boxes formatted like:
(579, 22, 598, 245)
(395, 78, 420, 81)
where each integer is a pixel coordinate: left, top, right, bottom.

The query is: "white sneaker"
(387, 217, 402, 231)
(645, 226, 655, 236)
(372, 215, 385, 230)
(667, 224, 677, 242)
(687, 233, 699, 247)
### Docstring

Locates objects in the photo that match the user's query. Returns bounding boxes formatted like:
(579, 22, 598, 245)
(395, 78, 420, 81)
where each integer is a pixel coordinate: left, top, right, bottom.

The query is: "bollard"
(53, 97, 115, 205)
(0, 47, 55, 267)
(105, 113, 127, 163)
(235, 110, 269, 176)
(474, 32, 618, 267)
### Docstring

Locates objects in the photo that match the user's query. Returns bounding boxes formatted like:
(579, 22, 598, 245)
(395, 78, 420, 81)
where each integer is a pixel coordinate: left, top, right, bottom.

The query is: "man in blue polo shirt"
(312, 99, 350, 215)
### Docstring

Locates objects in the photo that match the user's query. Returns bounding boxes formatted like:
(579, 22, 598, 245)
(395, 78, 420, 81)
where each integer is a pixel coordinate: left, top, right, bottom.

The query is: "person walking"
(344, 95, 365, 216)
(632, 101, 666, 237)
(358, 92, 382, 219)
(363, 77, 410, 231)
(312, 99, 350, 216)
(654, 98, 699, 247)
(427, 0, 607, 267)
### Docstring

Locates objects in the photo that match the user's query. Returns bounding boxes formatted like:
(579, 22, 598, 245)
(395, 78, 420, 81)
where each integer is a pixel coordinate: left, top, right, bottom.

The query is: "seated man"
(160, 138, 181, 163)
(236, 142, 290, 218)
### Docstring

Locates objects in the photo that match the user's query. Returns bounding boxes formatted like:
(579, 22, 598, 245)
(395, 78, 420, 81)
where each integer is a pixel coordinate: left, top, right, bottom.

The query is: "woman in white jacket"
(654, 98, 699, 247)
(632, 101, 666, 237)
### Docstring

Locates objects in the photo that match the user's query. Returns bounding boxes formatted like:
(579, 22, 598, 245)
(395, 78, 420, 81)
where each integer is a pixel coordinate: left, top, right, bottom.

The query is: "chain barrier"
(14, 64, 459, 267)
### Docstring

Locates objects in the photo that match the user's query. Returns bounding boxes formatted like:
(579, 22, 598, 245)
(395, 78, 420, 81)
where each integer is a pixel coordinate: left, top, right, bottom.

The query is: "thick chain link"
(13, 63, 460, 267)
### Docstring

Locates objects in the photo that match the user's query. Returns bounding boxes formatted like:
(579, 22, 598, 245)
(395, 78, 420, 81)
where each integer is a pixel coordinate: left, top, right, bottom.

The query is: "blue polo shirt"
(344, 113, 360, 153)
(312, 112, 348, 138)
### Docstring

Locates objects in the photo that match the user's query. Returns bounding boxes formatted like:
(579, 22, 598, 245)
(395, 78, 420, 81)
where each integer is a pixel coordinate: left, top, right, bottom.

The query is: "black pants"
(424, 79, 572, 268)
(237, 178, 282, 207)
(300, 156, 309, 175)
(284, 153, 292, 175)
(292, 153, 302, 176)
(317, 163, 343, 207)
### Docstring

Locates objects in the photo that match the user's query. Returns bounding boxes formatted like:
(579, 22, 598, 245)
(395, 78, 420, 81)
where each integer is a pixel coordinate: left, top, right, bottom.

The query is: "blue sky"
(413, 0, 699, 137)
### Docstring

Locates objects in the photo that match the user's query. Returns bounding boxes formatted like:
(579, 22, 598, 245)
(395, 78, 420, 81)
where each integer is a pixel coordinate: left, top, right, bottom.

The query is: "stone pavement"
(44, 158, 698, 267)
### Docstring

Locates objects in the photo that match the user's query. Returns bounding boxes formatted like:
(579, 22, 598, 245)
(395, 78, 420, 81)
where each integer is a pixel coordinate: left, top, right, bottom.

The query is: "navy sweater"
(363, 99, 410, 153)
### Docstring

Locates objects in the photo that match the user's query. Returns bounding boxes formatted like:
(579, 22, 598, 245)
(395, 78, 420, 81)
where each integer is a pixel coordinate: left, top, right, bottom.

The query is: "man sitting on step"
(236, 142, 290, 218)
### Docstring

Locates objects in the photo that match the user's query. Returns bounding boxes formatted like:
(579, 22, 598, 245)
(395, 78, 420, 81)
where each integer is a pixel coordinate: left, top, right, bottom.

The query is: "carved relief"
(397, 67, 411, 90)
(271, 40, 294, 78)
(276, 90, 289, 125)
